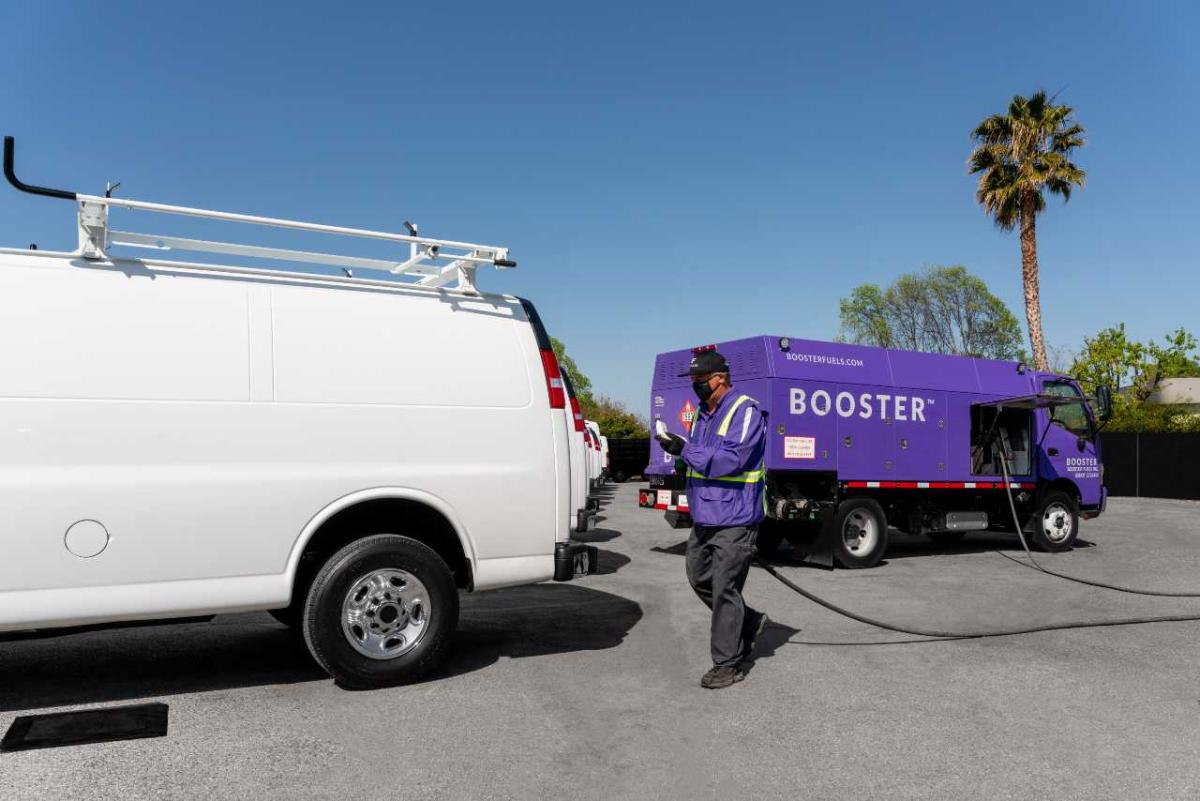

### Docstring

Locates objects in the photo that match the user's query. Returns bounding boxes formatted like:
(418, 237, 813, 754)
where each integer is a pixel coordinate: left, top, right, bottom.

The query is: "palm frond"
(970, 90, 1086, 224)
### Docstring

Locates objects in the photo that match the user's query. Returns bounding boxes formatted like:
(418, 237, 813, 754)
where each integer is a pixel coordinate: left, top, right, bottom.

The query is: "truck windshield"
(1043, 381, 1092, 436)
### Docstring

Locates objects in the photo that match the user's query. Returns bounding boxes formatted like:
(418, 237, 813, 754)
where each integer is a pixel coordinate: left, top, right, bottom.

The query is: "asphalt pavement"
(4, 485, 1200, 800)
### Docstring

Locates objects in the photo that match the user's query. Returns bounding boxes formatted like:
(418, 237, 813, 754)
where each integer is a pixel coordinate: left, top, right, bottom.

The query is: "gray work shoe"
(700, 665, 746, 689)
(742, 612, 769, 658)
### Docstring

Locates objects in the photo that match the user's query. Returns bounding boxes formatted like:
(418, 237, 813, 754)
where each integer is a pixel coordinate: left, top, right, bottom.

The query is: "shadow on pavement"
(0, 616, 326, 713)
(575, 527, 621, 543)
(881, 532, 1097, 560)
(651, 540, 689, 557)
(0, 584, 643, 711)
(656, 534, 1097, 565)
(593, 548, 631, 575)
(741, 621, 802, 674)
(438, 583, 642, 680)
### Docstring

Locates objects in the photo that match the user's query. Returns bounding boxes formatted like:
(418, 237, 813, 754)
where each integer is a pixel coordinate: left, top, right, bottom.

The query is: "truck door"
(893, 389, 947, 479)
(1038, 379, 1102, 507)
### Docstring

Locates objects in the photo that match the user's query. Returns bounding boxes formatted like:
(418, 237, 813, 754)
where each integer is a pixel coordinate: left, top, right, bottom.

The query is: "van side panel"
(0, 255, 556, 630)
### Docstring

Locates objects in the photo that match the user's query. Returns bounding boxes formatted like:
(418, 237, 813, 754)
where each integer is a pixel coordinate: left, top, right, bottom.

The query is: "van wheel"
(612, 469, 627, 483)
(1029, 491, 1079, 552)
(302, 534, 459, 689)
(833, 498, 889, 569)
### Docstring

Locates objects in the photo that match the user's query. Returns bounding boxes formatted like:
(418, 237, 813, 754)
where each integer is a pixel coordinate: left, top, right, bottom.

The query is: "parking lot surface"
(4, 484, 1200, 800)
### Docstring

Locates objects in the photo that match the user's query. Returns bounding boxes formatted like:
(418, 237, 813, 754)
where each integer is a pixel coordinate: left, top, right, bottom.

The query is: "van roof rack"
(2, 136, 515, 294)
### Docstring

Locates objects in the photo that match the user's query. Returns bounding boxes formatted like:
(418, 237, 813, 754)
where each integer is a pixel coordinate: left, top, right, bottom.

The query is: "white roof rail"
(3, 136, 515, 294)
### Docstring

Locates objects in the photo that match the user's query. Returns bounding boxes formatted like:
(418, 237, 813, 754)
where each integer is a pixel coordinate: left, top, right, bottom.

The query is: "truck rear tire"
(833, 498, 889, 569)
(1029, 491, 1079, 552)
(302, 534, 459, 689)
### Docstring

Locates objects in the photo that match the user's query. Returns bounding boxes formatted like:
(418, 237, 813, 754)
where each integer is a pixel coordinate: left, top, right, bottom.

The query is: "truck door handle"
(1047, 447, 1059, 456)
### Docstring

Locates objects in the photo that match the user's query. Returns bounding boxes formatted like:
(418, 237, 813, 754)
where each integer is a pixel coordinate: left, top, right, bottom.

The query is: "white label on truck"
(784, 436, 816, 459)
(789, 387, 929, 422)
(678, 494, 687, 507)
(657, 490, 672, 506)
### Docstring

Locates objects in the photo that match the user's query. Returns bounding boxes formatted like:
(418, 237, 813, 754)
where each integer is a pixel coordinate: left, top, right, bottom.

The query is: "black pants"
(686, 524, 761, 667)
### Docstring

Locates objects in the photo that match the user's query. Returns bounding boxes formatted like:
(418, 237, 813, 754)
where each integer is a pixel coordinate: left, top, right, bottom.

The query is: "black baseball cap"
(679, 350, 729, 377)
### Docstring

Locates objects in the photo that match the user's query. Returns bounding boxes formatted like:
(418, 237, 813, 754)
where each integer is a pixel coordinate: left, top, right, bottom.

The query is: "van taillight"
(569, 396, 585, 432)
(539, 349, 566, 409)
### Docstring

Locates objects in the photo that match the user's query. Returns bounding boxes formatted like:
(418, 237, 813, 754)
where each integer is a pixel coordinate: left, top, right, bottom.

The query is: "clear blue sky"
(3, 1, 1197, 414)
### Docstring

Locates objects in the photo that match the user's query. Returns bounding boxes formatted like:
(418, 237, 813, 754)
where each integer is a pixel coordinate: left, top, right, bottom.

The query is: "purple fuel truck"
(640, 336, 1113, 568)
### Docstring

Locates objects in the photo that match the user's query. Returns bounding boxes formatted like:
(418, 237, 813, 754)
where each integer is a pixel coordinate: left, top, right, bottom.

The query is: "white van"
(0, 136, 598, 688)
(599, 435, 611, 482)
(585, 420, 603, 489)
(560, 371, 594, 532)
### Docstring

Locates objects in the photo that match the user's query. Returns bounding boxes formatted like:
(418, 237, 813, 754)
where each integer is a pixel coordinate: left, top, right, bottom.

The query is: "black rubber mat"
(1, 702, 168, 752)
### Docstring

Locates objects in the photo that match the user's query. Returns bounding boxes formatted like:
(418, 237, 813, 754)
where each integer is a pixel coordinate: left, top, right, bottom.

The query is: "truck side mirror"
(1099, 383, 1113, 422)
(1096, 385, 1113, 422)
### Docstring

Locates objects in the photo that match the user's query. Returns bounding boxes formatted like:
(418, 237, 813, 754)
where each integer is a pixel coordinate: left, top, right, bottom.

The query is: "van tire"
(833, 498, 889, 569)
(1029, 491, 1079, 552)
(302, 534, 459, 689)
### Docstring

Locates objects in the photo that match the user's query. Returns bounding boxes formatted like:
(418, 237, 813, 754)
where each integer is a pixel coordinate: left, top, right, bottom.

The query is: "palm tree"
(969, 91, 1086, 371)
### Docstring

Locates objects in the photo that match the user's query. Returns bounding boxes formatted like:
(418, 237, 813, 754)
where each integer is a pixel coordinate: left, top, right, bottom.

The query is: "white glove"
(654, 420, 687, 456)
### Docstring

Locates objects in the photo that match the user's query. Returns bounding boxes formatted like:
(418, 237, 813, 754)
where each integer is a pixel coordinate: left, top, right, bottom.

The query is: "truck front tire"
(1029, 491, 1079, 552)
(302, 534, 459, 689)
(833, 498, 889, 569)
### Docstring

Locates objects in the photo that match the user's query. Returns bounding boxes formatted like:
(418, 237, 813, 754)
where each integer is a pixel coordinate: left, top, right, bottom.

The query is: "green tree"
(969, 90, 1086, 372)
(551, 336, 592, 402)
(839, 265, 1025, 360)
(1070, 324, 1200, 432)
(583, 395, 650, 438)
(551, 337, 649, 437)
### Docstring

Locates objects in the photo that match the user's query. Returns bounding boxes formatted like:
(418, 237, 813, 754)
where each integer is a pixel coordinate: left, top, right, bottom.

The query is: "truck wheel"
(833, 499, 889, 569)
(1029, 491, 1079, 552)
(302, 534, 459, 689)
(756, 522, 784, 557)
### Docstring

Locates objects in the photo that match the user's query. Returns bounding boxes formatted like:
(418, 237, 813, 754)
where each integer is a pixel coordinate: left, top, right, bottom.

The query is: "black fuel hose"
(753, 456, 1200, 640)
(997, 456, 1200, 597)
(754, 559, 1200, 640)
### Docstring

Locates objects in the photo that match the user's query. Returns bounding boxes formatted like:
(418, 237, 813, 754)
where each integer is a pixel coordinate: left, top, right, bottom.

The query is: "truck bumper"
(1082, 486, 1107, 520)
(554, 541, 600, 581)
(638, 487, 693, 529)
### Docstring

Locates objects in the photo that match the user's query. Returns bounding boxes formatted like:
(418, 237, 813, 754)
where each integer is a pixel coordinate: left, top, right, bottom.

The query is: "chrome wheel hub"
(341, 569, 430, 660)
(1042, 503, 1074, 544)
(842, 510, 879, 556)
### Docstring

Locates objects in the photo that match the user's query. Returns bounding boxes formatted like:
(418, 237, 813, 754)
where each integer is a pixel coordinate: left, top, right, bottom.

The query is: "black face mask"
(692, 379, 714, 403)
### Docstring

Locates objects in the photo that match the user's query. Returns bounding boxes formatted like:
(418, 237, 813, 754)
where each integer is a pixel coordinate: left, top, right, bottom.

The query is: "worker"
(655, 350, 769, 689)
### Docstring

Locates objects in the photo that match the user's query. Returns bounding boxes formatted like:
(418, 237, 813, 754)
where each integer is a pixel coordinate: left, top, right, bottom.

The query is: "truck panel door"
(893, 390, 947, 479)
(833, 383, 896, 480)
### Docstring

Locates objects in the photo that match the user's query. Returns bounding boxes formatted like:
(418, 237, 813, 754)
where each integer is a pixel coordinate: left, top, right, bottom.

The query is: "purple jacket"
(681, 390, 767, 527)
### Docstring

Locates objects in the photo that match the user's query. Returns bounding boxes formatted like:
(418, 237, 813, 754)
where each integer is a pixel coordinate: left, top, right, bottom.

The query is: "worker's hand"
(656, 431, 686, 456)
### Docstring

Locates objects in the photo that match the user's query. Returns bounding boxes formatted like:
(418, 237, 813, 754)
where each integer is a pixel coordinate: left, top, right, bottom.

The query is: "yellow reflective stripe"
(686, 469, 765, 484)
(716, 394, 756, 436)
